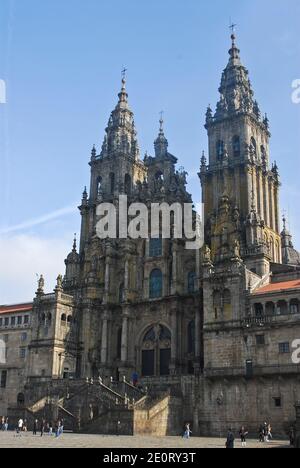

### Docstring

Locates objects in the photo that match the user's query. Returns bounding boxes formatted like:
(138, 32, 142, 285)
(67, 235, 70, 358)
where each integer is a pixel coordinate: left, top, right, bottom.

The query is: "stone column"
(103, 256, 111, 304)
(194, 309, 201, 374)
(263, 176, 270, 227)
(101, 315, 108, 364)
(171, 242, 178, 295)
(258, 170, 264, 221)
(170, 310, 178, 374)
(121, 315, 129, 363)
(235, 167, 241, 208)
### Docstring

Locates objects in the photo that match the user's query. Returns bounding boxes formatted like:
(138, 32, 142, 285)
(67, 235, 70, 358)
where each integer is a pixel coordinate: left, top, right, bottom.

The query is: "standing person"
(1, 416, 4, 431)
(33, 419, 38, 436)
(289, 426, 295, 447)
(40, 419, 45, 437)
(23, 419, 28, 432)
(48, 421, 53, 436)
(17, 418, 23, 436)
(226, 428, 235, 449)
(239, 426, 248, 447)
(267, 423, 273, 442)
(183, 423, 192, 439)
(263, 422, 268, 442)
(259, 424, 264, 443)
(4, 417, 8, 431)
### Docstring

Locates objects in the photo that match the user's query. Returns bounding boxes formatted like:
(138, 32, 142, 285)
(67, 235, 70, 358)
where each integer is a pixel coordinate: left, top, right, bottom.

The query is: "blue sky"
(0, 0, 300, 303)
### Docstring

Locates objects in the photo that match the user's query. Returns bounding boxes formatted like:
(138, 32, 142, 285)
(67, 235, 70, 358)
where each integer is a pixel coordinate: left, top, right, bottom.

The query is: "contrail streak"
(0, 204, 77, 235)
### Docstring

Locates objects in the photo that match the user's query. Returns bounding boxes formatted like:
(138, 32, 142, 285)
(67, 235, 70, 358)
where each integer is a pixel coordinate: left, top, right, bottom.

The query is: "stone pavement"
(0, 432, 291, 448)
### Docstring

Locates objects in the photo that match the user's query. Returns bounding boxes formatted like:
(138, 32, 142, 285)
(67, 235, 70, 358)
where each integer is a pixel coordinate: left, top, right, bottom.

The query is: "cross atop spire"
(73, 233, 77, 252)
(159, 111, 164, 133)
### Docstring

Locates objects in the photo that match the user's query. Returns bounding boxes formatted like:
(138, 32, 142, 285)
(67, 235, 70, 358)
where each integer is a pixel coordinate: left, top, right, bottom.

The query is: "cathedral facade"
(1, 32, 300, 437)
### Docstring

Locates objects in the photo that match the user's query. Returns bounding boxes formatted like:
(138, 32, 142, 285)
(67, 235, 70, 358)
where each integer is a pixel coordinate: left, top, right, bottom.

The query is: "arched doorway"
(141, 325, 171, 377)
(17, 393, 25, 407)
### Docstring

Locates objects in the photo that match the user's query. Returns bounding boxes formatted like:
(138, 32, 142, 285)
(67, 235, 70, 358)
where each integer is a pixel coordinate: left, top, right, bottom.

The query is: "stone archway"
(141, 324, 171, 377)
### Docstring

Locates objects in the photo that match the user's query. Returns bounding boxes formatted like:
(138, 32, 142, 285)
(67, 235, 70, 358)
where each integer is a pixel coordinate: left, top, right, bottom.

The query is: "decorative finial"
(91, 145, 97, 159)
(229, 20, 237, 43)
(121, 67, 127, 87)
(282, 211, 287, 230)
(159, 111, 164, 133)
(73, 234, 77, 252)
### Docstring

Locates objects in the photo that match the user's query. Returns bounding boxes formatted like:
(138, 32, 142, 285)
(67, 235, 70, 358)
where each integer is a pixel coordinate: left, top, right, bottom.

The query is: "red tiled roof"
(254, 279, 300, 295)
(0, 303, 33, 315)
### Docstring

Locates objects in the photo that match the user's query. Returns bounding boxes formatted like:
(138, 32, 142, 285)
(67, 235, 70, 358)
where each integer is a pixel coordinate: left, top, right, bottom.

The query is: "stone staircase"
(8, 377, 183, 436)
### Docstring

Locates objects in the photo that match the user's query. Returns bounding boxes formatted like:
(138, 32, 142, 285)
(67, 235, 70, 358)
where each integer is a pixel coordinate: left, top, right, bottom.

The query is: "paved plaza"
(0, 432, 291, 449)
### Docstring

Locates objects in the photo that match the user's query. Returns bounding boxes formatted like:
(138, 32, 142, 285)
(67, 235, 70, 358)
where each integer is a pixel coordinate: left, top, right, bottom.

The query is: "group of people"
(258, 422, 273, 443)
(16, 418, 64, 438)
(1, 416, 9, 431)
(225, 423, 274, 449)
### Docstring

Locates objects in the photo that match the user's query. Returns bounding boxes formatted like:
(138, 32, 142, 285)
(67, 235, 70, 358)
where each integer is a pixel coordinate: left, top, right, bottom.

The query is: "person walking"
(183, 423, 192, 439)
(1, 416, 5, 431)
(263, 422, 268, 442)
(17, 418, 23, 436)
(267, 423, 273, 442)
(239, 426, 248, 447)
(226, 428, 235, 449)
(4, 418, 8, 431)
(40, 419, 45, 437)
(33, 419, 38, 436)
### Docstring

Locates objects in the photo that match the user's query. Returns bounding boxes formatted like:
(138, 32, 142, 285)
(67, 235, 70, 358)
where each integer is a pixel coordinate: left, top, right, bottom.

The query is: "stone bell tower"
(200, 31, 281, 276)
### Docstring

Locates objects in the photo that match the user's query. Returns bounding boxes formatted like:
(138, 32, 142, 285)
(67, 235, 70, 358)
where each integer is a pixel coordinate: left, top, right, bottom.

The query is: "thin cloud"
(0, 204, 77, 235)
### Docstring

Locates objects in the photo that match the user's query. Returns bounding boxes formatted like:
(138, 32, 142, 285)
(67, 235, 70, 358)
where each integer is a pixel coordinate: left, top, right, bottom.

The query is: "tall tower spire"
(200, 31, 281, 268)
(99, 72, 140, 161)
(154, 112, 168, 158)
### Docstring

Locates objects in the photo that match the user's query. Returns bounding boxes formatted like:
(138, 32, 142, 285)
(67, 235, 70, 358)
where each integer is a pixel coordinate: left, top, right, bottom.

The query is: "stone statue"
(203, 245, 211, 263)
(56, 274, 63, 290)
(233, 239, 240, 259)
(38, 275, 45, 292)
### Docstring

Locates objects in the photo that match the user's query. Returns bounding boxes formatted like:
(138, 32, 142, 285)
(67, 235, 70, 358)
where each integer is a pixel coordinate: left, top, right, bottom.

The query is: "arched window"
(150, 269, 163, 299)
(149, 238, 162, 257)
(61, 314, 66, 322)
(213, 291, 221, 320)
(47, 313, 52, 323)
(119, 283, 125, 303)
(216, 140, 224, 159)
(188, 272, 196, 293)
(233, 136, 241, 157)
(277, 300, 288, 315)
(261, 146, 266, 160)
(250, 137, 257, 156)
(187, 320, 196, 354)
(290, 299, 300, 314)
(266, 302, 275, 315)
(110, 173, 115, 194)
(124, 174, 132, 195)
(254, 303, 264, 317)
(67, 315, 72, 323)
